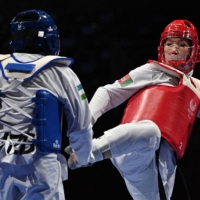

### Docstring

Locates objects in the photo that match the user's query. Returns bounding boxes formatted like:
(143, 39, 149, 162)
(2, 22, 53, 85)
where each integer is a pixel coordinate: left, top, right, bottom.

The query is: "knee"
(130, 120, 161, 150)
(142, 120, 161, 137)
(146, 121, 161, 149)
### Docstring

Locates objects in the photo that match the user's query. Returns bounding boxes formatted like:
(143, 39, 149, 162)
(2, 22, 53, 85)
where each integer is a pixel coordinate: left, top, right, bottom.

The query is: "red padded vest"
(120, 61, 200, 158)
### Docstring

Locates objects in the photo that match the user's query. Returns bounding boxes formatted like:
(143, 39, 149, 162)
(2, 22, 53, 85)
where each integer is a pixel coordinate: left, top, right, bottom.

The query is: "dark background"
(0, 0, 200, 199)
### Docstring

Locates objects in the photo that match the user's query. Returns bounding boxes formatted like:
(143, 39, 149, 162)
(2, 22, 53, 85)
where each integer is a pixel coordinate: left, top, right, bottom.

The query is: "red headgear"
(158, 20, 200, 73)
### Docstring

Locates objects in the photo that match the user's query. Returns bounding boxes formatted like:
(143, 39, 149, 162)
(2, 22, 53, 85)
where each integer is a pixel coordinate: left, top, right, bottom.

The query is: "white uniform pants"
(0, 152, 66, 200)
(104, 120, 176, 200)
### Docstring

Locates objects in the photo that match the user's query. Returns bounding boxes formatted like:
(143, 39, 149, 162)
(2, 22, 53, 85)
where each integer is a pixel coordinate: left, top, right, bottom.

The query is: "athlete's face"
(164, 37, 191, 64)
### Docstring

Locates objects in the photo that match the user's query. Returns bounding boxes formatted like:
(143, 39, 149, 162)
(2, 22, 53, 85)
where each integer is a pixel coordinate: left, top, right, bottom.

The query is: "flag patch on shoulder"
(77, 84, 87, 100)
(118, 74, 133, 87)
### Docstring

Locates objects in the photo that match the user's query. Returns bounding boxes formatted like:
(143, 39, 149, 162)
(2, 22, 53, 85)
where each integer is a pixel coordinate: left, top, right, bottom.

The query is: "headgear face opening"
(158, 20, 200, 74)
(9, 9, 60, 55)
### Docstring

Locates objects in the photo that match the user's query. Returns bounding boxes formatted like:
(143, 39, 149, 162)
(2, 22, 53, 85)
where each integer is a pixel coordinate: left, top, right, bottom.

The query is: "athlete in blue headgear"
(0, 10, 93, 199)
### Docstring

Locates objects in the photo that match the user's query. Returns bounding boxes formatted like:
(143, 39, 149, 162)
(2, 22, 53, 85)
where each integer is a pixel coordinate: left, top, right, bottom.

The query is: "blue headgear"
(9, 9, 60, 55)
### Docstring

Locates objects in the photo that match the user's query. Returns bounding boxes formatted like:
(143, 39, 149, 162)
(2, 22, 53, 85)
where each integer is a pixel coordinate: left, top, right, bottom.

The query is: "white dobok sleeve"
(41, 65, 93, 165)
(89, 62, 179, 123)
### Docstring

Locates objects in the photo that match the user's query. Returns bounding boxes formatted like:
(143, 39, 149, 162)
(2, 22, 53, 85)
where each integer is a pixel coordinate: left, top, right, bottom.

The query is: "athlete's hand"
(69, 152, 78, 164)
(64, 145, 93, 170)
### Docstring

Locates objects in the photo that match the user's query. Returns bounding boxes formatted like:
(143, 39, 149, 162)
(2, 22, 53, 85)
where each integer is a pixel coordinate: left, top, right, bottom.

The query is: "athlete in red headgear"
(66, 20, 200, 200)
(158, 20, 199, 74)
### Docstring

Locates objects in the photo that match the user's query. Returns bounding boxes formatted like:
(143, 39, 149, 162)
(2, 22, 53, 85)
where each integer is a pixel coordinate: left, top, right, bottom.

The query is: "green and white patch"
(77, 84, 87, 100)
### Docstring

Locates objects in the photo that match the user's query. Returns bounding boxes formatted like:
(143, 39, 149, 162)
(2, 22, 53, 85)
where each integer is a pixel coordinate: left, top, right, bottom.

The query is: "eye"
(179, 44, 188, 48)
(165, 42, 173, 47)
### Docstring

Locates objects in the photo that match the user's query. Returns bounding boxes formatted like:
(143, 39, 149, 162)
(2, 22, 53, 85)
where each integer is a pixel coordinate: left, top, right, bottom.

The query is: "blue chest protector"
(0, 54, 74, 153)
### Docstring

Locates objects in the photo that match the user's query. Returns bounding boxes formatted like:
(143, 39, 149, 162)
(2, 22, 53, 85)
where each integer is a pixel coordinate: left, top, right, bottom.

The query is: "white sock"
(98, 135, 109, 152)
(90, 135, 110, 163)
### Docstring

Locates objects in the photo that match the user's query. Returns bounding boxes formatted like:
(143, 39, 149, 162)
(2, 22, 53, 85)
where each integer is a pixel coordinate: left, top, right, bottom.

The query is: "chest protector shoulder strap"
(0, 54, 73, 81)
(120, 61, 200, 158)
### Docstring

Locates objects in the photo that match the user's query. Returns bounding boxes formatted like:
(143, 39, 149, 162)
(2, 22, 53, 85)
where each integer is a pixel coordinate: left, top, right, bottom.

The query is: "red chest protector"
(120, 61, 200, 158)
